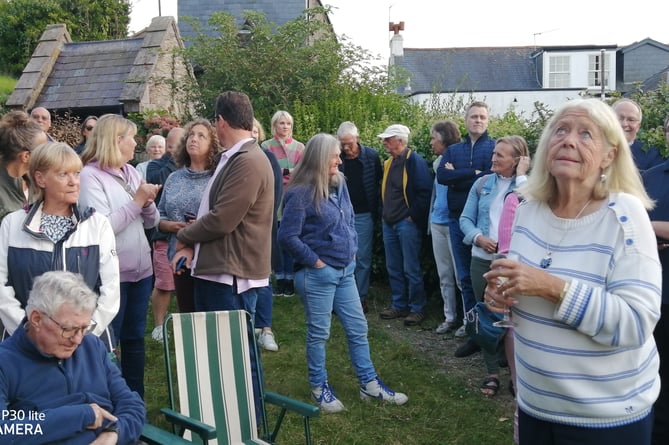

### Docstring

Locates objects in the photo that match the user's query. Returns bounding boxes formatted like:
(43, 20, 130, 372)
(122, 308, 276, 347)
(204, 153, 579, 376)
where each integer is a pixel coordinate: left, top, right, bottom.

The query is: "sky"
(130, 0, 669, 63)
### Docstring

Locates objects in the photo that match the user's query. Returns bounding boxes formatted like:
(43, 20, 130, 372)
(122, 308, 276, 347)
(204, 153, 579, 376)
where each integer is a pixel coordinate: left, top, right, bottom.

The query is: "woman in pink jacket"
(79, 114, 161, 398)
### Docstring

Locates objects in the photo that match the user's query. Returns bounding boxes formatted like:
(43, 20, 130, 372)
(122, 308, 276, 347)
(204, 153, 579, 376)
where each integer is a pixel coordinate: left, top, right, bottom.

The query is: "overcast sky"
(130, 0, 669, 63)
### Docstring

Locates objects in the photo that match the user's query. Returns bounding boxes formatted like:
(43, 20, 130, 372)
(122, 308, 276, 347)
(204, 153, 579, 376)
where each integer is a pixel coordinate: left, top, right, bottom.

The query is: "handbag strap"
(108, 171, 135, 199)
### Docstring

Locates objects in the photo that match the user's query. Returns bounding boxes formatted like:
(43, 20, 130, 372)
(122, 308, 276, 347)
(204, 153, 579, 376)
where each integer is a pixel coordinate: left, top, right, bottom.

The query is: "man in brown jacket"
(175, 91, 274, 417)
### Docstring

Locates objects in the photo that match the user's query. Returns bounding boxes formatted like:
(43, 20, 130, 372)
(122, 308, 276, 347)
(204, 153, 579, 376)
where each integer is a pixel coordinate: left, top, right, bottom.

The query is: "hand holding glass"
(491, 253, 519, 328)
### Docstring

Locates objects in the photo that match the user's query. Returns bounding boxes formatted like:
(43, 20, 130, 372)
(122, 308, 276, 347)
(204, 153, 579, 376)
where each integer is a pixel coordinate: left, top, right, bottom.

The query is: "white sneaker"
(312, 381, 345, 413)
(151, 326, 163, 343)
(435, 321, 456, 334)
(254, 328, 262, 336)
(360, 376, 408, 405)
(454, 325, 467, 338)
(258, 330, 279, 351)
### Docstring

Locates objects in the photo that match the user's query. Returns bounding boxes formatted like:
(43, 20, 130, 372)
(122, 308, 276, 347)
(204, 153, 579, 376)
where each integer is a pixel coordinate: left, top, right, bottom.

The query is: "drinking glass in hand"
(491, 253, 519, 328)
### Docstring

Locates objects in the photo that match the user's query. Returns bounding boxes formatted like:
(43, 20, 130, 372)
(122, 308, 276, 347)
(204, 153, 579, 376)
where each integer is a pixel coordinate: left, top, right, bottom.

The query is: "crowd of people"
(0, 95, 667, 445)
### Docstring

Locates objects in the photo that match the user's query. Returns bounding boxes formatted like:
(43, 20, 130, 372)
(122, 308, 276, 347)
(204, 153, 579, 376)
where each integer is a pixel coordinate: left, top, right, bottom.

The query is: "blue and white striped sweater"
(509, 193, 661, 428)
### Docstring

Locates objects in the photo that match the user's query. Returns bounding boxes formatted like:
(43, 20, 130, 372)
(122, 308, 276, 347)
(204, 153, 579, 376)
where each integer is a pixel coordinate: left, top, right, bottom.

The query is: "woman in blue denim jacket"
(459, 135, 530, 397)
(278, 133, 408, 414)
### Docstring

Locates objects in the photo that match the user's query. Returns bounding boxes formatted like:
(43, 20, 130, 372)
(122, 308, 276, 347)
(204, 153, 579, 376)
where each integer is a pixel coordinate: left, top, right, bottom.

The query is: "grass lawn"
(144, 283, 516, 445)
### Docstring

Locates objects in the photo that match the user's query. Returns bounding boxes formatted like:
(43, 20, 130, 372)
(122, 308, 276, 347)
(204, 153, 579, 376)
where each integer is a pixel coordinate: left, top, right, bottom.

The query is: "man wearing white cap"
(377, 124, 432, 326)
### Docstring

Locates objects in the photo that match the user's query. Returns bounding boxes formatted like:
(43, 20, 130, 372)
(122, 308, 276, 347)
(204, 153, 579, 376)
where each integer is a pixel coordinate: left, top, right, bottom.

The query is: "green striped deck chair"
(154, 310, 318, 445)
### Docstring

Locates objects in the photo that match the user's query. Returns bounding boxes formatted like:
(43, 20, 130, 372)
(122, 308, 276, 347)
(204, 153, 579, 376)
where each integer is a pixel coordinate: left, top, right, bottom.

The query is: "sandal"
(480, 376, 500, 397)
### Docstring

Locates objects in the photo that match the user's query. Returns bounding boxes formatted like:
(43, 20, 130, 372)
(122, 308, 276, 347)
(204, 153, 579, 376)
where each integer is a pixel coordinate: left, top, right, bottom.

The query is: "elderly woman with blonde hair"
(484, 99, 661, 444)
(0, 142, 119, 345)
(79, 114, 161, 398)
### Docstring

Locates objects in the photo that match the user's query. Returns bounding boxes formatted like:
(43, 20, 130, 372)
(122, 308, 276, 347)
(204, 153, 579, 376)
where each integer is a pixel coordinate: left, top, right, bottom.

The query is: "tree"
(0, 0, 130, 77)
(179, 7, 413, 138)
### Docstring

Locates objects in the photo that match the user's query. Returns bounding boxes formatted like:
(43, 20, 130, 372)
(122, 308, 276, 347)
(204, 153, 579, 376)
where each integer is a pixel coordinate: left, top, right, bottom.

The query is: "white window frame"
(548, 55, 570, 88)
(588, 53, 611, 88)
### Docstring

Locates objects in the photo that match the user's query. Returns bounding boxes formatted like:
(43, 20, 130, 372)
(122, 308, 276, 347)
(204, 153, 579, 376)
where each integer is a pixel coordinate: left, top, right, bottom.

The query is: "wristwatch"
(101, 422, 119, 434)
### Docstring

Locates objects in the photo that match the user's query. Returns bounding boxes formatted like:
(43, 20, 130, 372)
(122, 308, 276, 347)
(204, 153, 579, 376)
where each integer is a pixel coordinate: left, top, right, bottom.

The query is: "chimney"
(389, 21, 404, 66)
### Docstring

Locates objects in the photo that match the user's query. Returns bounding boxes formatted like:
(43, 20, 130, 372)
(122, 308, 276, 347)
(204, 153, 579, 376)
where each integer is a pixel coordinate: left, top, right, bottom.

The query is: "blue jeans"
(254, 283, 273, 328)
(382, 219, 426, 313)
(294, 262, 376, 388)
(193, 278, 263, 419)
(112, 275, 152, 398)
(519, 408, 653, 445)
(275, 221, 294, 280)
(354, 212, 374, 301)
(448, 218, 475, 318)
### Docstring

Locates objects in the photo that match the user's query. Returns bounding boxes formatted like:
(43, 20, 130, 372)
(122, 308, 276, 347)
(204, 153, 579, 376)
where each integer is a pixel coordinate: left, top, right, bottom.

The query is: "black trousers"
(653, 303, 669, 445)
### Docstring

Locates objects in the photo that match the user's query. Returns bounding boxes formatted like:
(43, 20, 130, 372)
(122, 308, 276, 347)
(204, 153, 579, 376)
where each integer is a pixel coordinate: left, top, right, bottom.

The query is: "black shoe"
(454, 339, 481, 358)
(283, 280, 295, 297)
(273, 279, 285, 297)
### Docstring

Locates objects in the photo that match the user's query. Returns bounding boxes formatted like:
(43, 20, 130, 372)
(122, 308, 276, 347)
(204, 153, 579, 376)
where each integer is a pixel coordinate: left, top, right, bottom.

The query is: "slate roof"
(618, 38, 669, 54)
(177, 0, 328, 42)
(641, 64, 669, 90)
(395, 47, 543, 94)
(37, 38, 143, 109)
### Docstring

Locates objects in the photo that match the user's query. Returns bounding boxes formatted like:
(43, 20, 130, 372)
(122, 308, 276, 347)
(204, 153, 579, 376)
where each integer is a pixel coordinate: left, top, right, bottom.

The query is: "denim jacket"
(459, 173, 524, 245)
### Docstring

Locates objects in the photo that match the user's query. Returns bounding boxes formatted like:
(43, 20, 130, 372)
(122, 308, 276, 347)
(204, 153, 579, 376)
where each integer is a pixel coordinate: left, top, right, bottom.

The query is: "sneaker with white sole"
(454, 325, 467, 338)
(360, 376, 408, 405)
(312, 381, 345, 413)
(435, 321, 456, 334)
(151, 325, 163, 343)
(257, 330, 279, 352)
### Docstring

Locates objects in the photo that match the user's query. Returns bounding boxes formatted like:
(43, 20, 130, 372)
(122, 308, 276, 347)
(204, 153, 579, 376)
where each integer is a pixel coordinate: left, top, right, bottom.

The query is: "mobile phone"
(184, 212, 196, 222)
(176, 256, 187, 271)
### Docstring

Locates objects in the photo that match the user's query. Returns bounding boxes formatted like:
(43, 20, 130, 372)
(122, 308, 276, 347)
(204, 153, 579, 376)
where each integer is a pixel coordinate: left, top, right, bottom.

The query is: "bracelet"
(557, 281, 569, 305)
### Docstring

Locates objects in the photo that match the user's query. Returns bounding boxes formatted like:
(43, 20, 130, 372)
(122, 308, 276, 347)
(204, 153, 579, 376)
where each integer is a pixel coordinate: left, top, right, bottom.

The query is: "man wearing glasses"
(30, 107, 56, 142)
(0, 271, 144, 444)
(612, 98, 666, 172)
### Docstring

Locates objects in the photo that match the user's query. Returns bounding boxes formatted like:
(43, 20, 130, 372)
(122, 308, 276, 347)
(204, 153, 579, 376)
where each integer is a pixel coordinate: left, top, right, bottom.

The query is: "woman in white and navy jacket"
(0, 142, 119, 347)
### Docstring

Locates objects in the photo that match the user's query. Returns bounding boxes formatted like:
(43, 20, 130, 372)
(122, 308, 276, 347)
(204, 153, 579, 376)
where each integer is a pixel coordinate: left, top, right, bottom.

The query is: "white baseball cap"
(377, 124, 410, 139)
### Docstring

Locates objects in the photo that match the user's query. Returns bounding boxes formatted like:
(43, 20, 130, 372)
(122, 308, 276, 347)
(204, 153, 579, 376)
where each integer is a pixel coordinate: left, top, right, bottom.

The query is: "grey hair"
(288, 133, 343, 211)
(517, 98, 653, 209)
(25, 271, 97, 317)
(612, 98, 643, 122)
(336, 121, 359, 139)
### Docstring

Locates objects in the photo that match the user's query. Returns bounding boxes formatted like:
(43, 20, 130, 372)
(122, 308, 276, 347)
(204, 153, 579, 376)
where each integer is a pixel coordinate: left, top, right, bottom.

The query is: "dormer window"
(548, 55, 570, 88)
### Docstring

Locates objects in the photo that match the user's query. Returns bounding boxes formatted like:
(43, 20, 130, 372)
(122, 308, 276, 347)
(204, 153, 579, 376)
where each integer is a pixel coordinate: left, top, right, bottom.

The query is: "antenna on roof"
(533, 29, 559, 46)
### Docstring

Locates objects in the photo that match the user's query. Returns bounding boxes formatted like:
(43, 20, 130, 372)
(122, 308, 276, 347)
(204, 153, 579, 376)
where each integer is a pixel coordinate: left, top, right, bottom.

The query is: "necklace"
(540, 199, 592, 269)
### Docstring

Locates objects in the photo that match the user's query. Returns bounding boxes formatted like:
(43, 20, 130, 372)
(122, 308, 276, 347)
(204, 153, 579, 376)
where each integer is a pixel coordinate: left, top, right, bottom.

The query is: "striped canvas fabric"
(171, 311, 269, 445)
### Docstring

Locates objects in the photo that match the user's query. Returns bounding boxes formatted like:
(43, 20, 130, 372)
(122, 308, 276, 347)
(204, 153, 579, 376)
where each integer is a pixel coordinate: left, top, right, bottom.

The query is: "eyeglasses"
(85, 126, 95, 131)
(44, 313, 96, 339)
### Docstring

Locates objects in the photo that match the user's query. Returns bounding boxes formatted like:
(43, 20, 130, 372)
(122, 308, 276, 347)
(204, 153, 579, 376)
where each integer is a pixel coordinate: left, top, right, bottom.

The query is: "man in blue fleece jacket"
(0, 271, 144, 444)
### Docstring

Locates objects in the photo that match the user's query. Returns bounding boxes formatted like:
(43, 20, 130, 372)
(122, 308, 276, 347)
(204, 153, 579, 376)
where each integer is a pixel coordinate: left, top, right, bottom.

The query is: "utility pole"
(600, 49, 606, 100)
(158, 0, 162, 16)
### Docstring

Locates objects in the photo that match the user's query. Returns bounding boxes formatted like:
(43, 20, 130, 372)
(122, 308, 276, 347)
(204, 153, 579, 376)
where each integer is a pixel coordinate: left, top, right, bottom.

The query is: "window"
(588, 53, 611, 88)
(548, 56, 570, 88)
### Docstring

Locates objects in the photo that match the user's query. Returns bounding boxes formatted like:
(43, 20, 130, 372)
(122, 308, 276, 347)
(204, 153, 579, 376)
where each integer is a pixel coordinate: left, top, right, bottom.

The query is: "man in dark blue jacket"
(337, 121, 382, 313)
(0, 271, 144, 444)
(437, 101, 495, 357)
(613, 99, 665, 172)
(642, 120, 669, 444)
(378, 124, 432, 326)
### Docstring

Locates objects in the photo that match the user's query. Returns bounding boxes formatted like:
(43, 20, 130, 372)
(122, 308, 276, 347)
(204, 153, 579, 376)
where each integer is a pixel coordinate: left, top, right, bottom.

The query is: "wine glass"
(491, 253, 519, 328)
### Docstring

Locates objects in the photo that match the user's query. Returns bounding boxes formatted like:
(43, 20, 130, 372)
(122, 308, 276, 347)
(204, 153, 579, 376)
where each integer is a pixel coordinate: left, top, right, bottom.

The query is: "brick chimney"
(389, 21, 404, 66)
